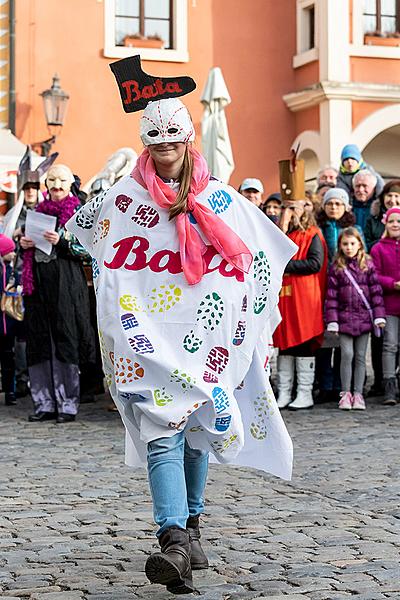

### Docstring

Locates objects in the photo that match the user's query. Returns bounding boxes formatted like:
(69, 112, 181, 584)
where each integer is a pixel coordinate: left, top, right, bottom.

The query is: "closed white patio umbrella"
(200, 67, 234, 183)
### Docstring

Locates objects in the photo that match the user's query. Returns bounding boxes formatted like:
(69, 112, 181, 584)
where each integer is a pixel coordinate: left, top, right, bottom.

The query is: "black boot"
(28, 411, 57, 422)
(5, 392, 17, 406)
(383, 378, 398, 406)
(145, 526, 195, 595)
(56, 413, 76, 423)
(187, 515, 209, 570)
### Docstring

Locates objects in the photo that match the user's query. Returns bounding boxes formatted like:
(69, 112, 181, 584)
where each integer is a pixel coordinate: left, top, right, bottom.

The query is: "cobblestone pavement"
(1, 392, 399, 600)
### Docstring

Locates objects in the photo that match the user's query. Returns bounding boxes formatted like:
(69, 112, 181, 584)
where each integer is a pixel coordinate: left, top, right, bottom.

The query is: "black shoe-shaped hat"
(110, 55, 196, 113)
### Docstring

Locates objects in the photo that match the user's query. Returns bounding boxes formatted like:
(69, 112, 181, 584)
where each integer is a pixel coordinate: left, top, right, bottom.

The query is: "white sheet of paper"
(25, 211, 57, 255)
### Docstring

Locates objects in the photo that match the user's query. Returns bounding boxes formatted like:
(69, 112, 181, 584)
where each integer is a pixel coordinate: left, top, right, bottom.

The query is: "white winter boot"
(276, 355, 295, 409)
(288, 357, 315, 410)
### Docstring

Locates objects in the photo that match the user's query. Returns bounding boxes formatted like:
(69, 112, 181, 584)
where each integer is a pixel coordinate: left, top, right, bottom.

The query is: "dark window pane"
(144, 18, 170, 46)
(381, 0, 396, 16)
(145, 0, 170, 19)
(115, 0, 139, 17)
(363, 14, 377, 32)
(381, 15, 396, 32)
(115, 16, 140, 45)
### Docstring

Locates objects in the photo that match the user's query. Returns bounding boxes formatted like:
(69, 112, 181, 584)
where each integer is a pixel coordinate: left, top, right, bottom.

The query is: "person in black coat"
(20, 164, 95, 423)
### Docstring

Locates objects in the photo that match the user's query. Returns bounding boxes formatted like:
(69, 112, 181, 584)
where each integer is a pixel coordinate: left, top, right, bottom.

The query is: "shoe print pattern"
(203, 370, 219, 384)
(206, 189, 233, 214)
(252, 251, 271, 314)
(148, 284, 182, 313)
(121, 313, 139, 331)
(168, 400, 208, 430)
(250, 391, 275, 440)
(210, 434, 239, 454)
(131, 204, 160, 228)
(128, 334, 154, 354)
(183, 330, 203, 353)
(120, 294, 144, 313)
(154, 387, 174, 407)
(93, 219, 110, 245)
(114, 357, 144, 384)
(75, 190, 107, 229)
(183, 292, 225, 353)
(212, 386, 230, 414)
(115, 194, 133, 213)
(170, 369, 196, 392)
(197, 292, 224, 331)
(232, 320, 246, 346)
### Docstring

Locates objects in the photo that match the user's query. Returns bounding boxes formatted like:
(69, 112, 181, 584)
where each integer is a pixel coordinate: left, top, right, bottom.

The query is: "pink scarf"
(132, 148, 252, 285)
(22, 193, 81, 295)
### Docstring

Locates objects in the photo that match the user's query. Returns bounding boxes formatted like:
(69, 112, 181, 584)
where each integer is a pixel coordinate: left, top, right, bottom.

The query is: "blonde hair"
(168, 144, 194, 220)
(334, 226, 370, 271)
(287, 205, 316, 232)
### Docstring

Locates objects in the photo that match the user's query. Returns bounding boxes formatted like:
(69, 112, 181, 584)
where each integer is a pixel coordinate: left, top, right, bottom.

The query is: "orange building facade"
(2, 0, 400, 194)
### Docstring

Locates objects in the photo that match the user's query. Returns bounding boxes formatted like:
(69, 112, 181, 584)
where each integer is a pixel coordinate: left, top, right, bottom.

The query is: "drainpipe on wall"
(8, 0, 16, 134)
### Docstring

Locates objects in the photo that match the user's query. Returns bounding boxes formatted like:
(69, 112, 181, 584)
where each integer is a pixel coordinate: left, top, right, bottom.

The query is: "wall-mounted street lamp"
(32, 74, 70, 157)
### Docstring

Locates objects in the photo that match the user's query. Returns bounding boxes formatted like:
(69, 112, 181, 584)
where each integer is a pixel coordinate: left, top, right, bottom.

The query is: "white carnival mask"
(46, 164, 74, 193)
(140, 98, 195, 146)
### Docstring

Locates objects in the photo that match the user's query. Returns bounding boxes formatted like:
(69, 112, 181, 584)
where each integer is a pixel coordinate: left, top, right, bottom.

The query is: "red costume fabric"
(273, 226, 327, 351)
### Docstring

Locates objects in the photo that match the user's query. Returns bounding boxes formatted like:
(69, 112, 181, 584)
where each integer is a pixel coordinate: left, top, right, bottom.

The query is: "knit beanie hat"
(322, 187, 350, 210)
(0, 234, 15, 257)
(382, 206, 400, 224)
(341, 144, 362, 163)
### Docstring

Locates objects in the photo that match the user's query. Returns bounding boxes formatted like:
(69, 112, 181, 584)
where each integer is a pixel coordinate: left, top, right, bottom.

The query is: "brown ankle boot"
(145, 526, 195, 594)
(187, 515, 209, 570)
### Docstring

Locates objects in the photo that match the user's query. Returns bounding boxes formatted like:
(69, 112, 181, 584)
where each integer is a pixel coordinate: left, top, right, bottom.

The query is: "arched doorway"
(299, 148, 320, 187)
(362, 125, 400, 180)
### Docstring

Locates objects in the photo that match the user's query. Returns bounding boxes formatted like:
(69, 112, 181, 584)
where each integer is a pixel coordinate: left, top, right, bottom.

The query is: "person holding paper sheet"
(19, 164, 95, 423)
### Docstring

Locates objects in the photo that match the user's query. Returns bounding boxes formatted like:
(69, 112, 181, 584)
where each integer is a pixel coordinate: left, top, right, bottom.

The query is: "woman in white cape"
(67, 56, 296, 595)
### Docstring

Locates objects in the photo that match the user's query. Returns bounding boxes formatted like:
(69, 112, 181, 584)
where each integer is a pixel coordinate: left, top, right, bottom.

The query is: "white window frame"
(103, 0, 188, 62)
(293, 0, 319, 68)
(350, 0, 400, 59)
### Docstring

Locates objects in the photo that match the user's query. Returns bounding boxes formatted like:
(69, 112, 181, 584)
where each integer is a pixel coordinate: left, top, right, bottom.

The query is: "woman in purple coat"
(370, 207, 400, 405)
(325, 227, 385, 411)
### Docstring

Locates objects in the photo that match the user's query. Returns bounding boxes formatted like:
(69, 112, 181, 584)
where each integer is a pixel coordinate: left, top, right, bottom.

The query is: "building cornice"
(283, 81, 400, 112)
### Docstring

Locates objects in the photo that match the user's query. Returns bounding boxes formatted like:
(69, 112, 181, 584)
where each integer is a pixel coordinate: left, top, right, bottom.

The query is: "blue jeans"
(147, 430, 209, 536)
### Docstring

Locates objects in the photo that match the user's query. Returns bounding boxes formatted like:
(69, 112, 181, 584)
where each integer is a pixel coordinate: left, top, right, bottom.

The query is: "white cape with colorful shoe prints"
(66, 175, 297, 480)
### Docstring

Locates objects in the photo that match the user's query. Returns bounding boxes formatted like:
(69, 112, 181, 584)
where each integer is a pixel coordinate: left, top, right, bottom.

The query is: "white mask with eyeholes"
(140, 98, 195, 146)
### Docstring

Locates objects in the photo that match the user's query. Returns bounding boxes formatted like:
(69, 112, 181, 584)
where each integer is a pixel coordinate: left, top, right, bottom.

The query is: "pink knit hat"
(382, 206, 400, 224)
(0, 234, 15, 257)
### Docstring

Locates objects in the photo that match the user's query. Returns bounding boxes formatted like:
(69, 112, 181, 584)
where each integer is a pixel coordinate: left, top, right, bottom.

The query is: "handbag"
(343, 267, 382, 337)
(1, 256, 24, 322)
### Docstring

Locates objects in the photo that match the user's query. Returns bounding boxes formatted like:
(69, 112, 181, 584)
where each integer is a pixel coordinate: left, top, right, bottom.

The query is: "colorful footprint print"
(183, 292, 224, 353)
(168, 401, 208, 430)
(128, 334, 154, 354)
(93, 219, 110, 245)
(114, 358, 144, 384)
(154, 387, 174, 407)
(120, 313, 139, 331)
(253, 294, 268, 315)
(205, 346, 229, 375)
(232, 320, 246, 346)
(119, 294, 143, 313)
(250, 391, 275, 440)
(115, 194, 133, 213)
(170, 369, 196, 392)
(253, 251, 271, 287)
(183, 330, 203, 353)
(131, 204, 160, 228)
(197, 292, 224, 331)
(212, 386, 230, 414)
(203, 371, 218, 384)
(147, 284, 182, 313)
(215, 415, 232, 432)
(211, 434, 239, 454)
(76, 209, 95, 230)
